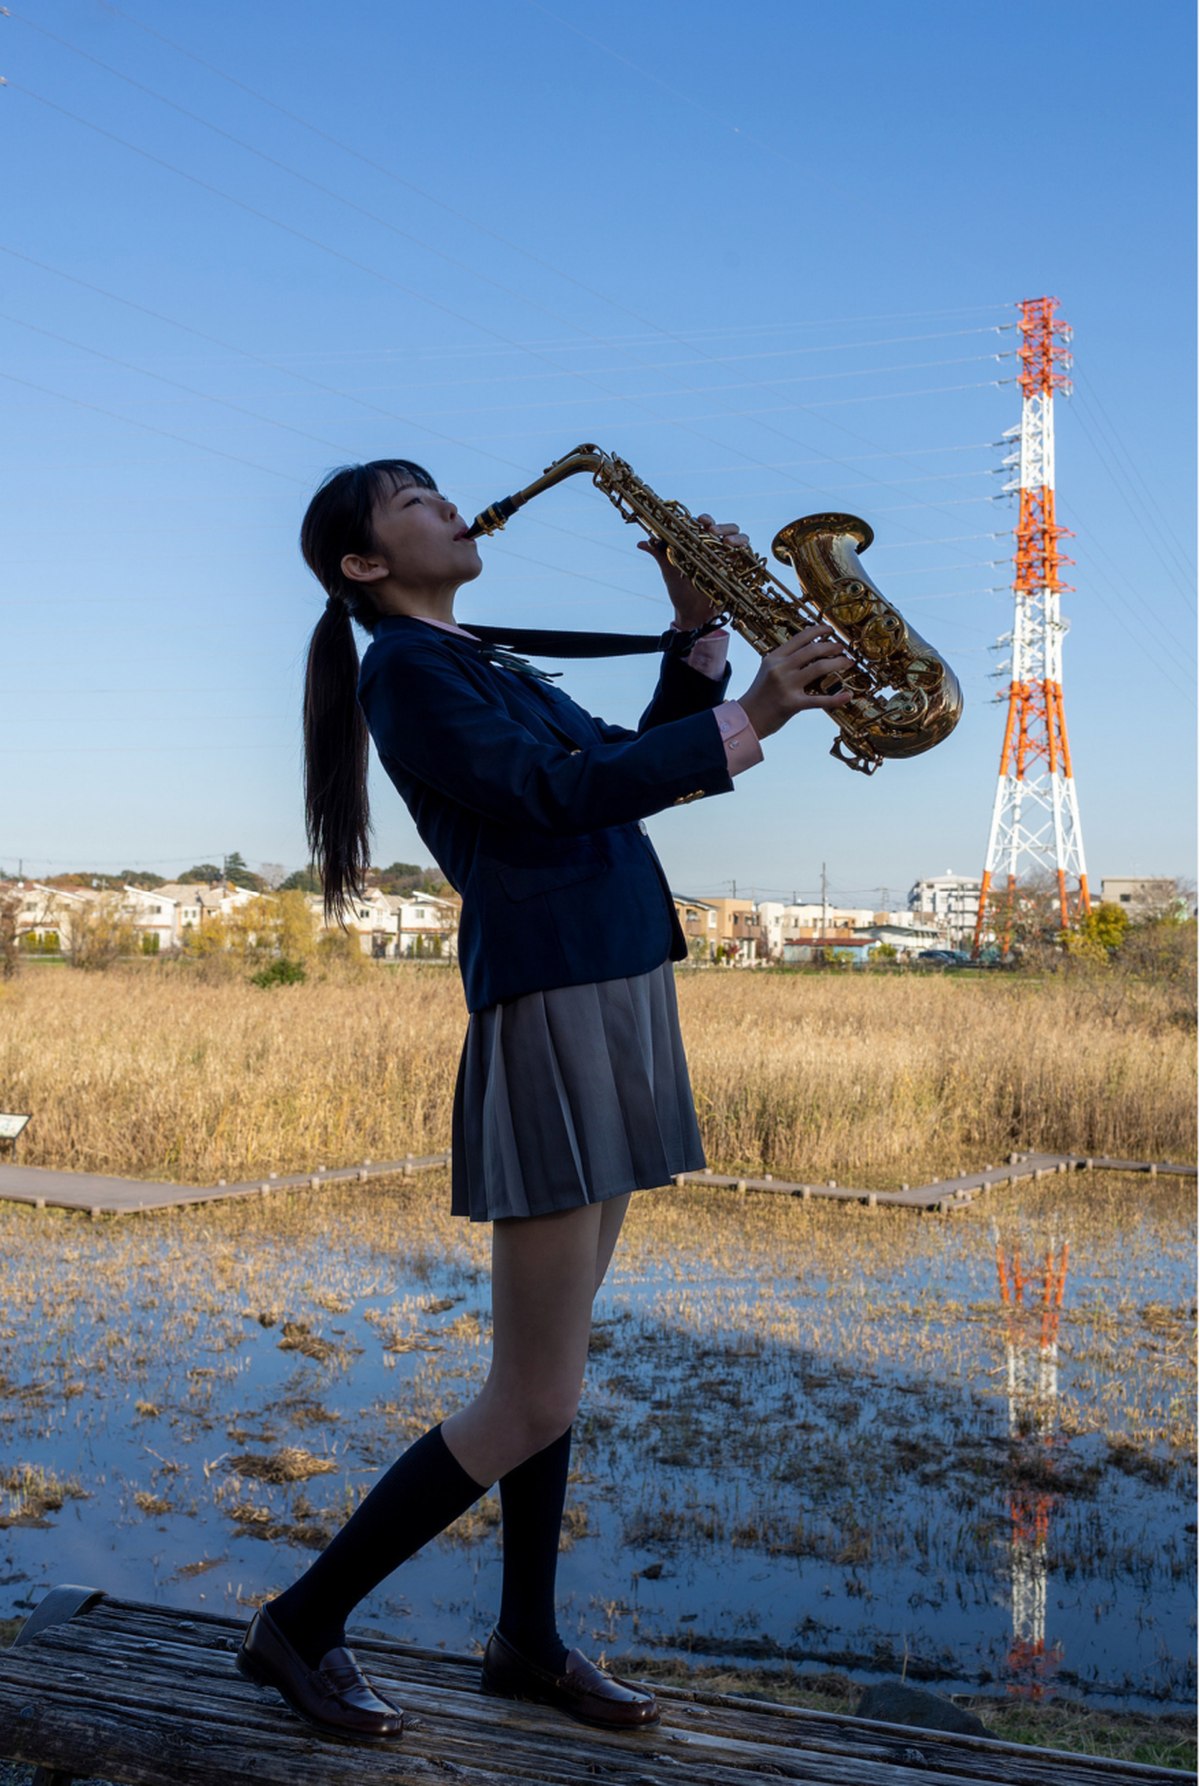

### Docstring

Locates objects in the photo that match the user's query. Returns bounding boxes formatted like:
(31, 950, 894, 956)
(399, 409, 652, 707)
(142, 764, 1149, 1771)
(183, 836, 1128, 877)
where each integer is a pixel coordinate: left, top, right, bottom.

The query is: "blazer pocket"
(494, 851, 605, 904)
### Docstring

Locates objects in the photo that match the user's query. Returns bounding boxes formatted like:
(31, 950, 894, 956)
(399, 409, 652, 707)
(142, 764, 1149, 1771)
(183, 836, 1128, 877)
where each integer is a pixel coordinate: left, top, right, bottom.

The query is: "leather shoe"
(481, 1627, 660, 1729)
(236, 1605, 404, 1741)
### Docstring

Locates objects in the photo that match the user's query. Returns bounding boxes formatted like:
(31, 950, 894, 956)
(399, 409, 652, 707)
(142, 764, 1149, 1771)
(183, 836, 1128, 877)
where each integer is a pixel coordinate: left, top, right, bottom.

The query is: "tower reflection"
(994, 1225, 1070, 1700)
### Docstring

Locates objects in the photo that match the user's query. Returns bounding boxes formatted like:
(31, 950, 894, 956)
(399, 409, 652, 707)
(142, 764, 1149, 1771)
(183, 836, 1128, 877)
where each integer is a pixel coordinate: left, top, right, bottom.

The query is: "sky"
(2, 0, 1195, 907)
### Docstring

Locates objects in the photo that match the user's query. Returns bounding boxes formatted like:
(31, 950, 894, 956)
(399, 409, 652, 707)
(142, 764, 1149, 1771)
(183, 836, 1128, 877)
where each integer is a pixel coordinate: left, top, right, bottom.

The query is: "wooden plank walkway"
(0, 1151, 1191, 1219)
(0, 1589, 1191, 1786)
(0, 1153, 450, 1217)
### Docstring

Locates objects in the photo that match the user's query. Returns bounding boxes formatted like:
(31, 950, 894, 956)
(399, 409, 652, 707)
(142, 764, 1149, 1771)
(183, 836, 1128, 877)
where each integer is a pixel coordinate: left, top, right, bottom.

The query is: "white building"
(150, 881, 263, 948)
(755, 901, 892, 958)
(305, 889, 460, 958)
(1099, 877, 1184, 919)
(853, 920, 942, 956)
(908, 871, 982, 946)
(8, 881, 95, 952)
(386, 892, 459, 958)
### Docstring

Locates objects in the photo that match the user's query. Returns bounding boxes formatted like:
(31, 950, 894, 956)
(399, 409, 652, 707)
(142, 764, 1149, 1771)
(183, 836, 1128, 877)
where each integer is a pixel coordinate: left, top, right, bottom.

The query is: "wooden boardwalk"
(0, 1151, 1192, 1219)
(0, 1588, 1191, 1786)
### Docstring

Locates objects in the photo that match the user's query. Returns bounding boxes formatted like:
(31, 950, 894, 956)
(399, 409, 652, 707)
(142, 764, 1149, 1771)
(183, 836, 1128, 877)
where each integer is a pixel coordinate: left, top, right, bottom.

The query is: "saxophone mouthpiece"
(466, 496, 520, 540)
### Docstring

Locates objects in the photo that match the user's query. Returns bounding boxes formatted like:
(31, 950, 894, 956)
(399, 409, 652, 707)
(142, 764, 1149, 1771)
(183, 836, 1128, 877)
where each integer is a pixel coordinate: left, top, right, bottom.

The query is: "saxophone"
(466, 444, 963, 775)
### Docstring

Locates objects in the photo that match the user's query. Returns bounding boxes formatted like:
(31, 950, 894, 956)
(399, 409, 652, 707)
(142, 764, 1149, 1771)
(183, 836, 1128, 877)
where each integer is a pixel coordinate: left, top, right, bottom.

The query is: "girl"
(236, 458, 853, 1742)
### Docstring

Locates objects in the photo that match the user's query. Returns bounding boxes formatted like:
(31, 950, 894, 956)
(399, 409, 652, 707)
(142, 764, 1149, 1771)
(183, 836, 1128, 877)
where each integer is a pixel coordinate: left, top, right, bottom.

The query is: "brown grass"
(0, 959, 1193, 1186)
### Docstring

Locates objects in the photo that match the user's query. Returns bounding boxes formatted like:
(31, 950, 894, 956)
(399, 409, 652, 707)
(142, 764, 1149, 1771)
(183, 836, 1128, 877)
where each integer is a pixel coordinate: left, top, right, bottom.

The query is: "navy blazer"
(357, 614, 734, 1011)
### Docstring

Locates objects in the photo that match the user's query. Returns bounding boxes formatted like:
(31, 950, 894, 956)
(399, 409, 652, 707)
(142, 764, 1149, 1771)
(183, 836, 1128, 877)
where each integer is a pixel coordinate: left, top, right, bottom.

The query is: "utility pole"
(821, 862, 829, 943)
(975, 297, 1090, 953)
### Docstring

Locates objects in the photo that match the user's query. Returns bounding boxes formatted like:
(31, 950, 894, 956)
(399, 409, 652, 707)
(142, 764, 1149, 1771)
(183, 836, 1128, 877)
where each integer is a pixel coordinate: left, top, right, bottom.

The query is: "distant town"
(1, 854, 1182, 967)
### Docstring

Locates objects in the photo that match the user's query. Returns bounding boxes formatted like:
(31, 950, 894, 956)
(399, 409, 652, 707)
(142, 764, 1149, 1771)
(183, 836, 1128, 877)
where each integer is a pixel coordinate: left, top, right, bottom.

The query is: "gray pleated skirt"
(450, 959, 705, 1222)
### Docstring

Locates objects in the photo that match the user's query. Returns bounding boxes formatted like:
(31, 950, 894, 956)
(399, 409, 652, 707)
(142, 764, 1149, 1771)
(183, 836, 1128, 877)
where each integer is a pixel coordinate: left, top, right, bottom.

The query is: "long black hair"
(300, 459, 436, 922)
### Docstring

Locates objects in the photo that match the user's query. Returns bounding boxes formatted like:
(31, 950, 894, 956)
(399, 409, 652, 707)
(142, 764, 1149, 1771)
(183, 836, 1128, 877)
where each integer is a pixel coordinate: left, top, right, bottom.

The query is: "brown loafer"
(481, 1627, 660, 1729)
(237, 1605, 404, 1741)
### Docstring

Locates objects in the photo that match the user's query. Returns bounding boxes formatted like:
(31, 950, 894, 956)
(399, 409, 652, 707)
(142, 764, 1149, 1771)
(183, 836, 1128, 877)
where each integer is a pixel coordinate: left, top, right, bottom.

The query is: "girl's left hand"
(638, 513, 748, 630)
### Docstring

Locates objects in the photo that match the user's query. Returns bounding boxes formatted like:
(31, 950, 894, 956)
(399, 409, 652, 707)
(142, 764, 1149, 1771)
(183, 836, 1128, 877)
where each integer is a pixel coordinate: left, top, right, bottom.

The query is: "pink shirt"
(411, 615, 762, 779)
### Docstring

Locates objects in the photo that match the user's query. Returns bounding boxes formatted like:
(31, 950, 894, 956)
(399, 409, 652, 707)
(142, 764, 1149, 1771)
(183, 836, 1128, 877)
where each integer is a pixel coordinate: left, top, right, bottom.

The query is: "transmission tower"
(973, 297, 1090, 953)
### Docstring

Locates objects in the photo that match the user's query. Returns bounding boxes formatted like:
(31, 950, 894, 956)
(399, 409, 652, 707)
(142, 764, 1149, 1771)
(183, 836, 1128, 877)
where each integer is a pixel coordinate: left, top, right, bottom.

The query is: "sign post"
(0, 1113, 31, 1160)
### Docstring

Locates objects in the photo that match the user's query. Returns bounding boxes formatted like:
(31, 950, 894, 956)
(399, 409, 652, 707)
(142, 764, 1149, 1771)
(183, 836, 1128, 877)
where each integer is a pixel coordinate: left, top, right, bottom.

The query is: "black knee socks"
(496, 1424, 573, 1674)
(266, 1420, 574, 1674)
(267, 1422, 489, 1668)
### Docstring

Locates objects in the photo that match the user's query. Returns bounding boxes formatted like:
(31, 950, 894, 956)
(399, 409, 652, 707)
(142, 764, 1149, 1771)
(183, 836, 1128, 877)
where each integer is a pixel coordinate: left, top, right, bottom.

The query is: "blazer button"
(672, 789, 707, 806)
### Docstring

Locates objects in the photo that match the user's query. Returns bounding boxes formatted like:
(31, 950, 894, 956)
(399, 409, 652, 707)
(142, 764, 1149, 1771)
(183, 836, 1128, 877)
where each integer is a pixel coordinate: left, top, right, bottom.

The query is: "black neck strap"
(468, 619, 724, 660)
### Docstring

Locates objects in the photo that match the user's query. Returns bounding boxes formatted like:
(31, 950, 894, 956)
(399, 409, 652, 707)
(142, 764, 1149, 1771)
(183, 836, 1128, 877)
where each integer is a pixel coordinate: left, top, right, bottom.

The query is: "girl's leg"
(266, 1202, 607, 1669)
(492, 1192, 633, 1670)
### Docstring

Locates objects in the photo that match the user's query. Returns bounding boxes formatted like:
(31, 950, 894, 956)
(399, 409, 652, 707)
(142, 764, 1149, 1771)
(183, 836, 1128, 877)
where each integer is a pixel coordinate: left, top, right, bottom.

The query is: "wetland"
(0, 1169, 1192, 1723)
(0, 954, 1194, 1766)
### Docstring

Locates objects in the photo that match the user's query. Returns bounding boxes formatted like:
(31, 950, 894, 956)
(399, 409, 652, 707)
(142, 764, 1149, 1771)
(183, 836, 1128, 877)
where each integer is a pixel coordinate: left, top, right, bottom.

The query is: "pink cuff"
(712, 700, 763, 777)
(671, 621, 729, 681)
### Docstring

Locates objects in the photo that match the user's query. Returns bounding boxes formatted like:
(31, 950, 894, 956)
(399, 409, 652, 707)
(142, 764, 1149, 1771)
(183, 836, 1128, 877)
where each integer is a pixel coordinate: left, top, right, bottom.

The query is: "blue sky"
(2, 0, 1194, 904)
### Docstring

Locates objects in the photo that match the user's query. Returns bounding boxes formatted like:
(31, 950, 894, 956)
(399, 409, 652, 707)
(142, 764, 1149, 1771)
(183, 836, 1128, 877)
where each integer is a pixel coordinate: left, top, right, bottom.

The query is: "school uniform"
(356, 612, 761, 1222)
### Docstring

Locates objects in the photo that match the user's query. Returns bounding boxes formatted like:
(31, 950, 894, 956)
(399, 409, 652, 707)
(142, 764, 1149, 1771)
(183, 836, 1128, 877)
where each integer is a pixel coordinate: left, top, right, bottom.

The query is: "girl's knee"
(493, 1383, 581, 1460)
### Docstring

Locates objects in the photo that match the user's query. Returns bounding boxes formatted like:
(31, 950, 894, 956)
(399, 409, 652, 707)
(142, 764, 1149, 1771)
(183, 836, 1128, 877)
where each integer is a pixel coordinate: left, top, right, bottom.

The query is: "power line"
(0, 368, 310, 483)
(7, 78, 994, 539)
(3, 22, 1013, 532)
(96, 4, 1012, 354)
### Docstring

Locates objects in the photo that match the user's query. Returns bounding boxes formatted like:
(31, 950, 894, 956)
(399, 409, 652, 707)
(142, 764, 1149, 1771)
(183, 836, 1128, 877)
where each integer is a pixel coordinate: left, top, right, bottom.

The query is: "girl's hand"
(638, 513, 747, 630)
(737, 626, 858, 740)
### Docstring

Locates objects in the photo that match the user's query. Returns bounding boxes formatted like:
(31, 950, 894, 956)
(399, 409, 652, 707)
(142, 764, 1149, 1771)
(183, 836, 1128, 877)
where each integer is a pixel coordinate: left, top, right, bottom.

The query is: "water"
(0, 1170, 1193, 1713)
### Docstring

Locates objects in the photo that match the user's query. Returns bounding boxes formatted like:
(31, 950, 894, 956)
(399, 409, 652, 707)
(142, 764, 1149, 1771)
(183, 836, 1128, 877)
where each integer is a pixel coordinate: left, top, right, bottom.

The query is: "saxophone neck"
(465, 445, 606, 538)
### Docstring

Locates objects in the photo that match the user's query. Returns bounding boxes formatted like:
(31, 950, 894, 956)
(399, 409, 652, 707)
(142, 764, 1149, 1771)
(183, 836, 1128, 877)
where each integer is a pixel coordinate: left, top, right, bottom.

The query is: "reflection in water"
(994, 1226, 1070, 1701)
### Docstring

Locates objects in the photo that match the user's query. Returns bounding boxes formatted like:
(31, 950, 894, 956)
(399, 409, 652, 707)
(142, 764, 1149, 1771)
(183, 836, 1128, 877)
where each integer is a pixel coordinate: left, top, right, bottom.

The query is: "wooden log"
(4, 1594, 1193, 1786)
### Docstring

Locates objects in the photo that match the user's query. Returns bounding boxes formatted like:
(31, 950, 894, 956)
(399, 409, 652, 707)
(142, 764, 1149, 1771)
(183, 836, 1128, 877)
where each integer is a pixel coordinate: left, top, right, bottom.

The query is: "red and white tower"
(974, 297, 1090, 953)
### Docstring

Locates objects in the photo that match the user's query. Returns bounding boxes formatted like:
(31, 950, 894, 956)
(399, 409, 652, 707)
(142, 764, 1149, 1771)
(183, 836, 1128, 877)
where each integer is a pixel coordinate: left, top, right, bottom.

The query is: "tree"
(178, 863, 224, 884)
(222, 852, 264, 891)
(1074, 902, 1129, 954)
(66, 895, 140, 970)
(0, 884, 22, 979)
(374, 861, 425, 893)
(279, 865, 322, 893)
(258, 862, 287, 891)
(975, 875, 1069, 962)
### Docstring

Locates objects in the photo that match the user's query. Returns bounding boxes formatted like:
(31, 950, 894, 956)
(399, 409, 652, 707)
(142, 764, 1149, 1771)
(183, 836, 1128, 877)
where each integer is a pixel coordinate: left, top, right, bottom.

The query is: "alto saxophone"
(466, 444, 962, 774)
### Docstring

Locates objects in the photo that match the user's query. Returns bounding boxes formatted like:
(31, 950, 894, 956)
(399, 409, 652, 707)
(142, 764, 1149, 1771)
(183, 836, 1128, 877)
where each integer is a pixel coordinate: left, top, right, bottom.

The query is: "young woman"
(236, 458, 853, 1743)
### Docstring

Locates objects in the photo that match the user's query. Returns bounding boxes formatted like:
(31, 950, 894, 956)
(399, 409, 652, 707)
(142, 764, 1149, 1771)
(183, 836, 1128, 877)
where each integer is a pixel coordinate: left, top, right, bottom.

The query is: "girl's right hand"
(737, 625, 857, 741)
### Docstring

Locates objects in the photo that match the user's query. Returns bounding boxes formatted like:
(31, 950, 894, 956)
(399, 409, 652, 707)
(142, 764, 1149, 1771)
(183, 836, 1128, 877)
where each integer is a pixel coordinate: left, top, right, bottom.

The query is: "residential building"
(755, 901, 877, 959)
(908, 871, 982, 946)
(672, 895, 719, 958)
(1099, 877, 1183, 919)
(384, 892, 460, 959)
(853, 920, 941, 956)
(781, 937, 876, 967)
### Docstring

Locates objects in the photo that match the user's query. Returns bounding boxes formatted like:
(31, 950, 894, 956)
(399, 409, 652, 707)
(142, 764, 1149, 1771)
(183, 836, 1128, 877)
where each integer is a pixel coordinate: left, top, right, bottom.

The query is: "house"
(304, 887, 396, 956)
(781, 937, 876, 967)
(853, 920, 941, 956)
(671, 895, 719, 959)
(153, 882, 261, 947)
(755, 901, 878, 960)
(384, 892, 460, 959)
(9, 881, 95, 953)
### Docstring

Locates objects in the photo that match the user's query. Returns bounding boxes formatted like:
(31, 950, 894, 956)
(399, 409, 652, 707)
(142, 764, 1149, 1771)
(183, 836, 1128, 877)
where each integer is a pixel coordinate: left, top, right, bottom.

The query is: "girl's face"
(343, 475, 482, 609)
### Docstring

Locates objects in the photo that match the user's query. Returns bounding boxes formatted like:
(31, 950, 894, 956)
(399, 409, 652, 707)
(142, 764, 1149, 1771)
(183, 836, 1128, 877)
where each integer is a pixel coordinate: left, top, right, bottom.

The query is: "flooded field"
(0, 1169, 1193, 1721)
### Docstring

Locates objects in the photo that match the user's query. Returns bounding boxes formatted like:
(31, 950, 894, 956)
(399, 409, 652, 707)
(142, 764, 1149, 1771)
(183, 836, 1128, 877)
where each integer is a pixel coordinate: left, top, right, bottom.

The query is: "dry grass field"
(0, 955, 1193, 1185)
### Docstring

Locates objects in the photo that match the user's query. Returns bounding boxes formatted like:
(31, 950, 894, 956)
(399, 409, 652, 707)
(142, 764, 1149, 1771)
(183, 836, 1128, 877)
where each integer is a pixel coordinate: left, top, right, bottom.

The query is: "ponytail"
(299, 458, 436, 923)
(303, 598, 370, 924)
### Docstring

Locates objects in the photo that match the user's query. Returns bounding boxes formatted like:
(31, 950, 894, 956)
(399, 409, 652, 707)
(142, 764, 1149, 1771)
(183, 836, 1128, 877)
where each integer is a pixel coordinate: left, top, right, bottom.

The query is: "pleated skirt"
(450, 959, 705, 1222)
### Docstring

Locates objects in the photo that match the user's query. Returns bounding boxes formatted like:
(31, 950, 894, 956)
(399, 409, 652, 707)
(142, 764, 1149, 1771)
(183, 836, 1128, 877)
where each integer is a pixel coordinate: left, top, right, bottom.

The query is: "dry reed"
(0, 960, 1193, 1185)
